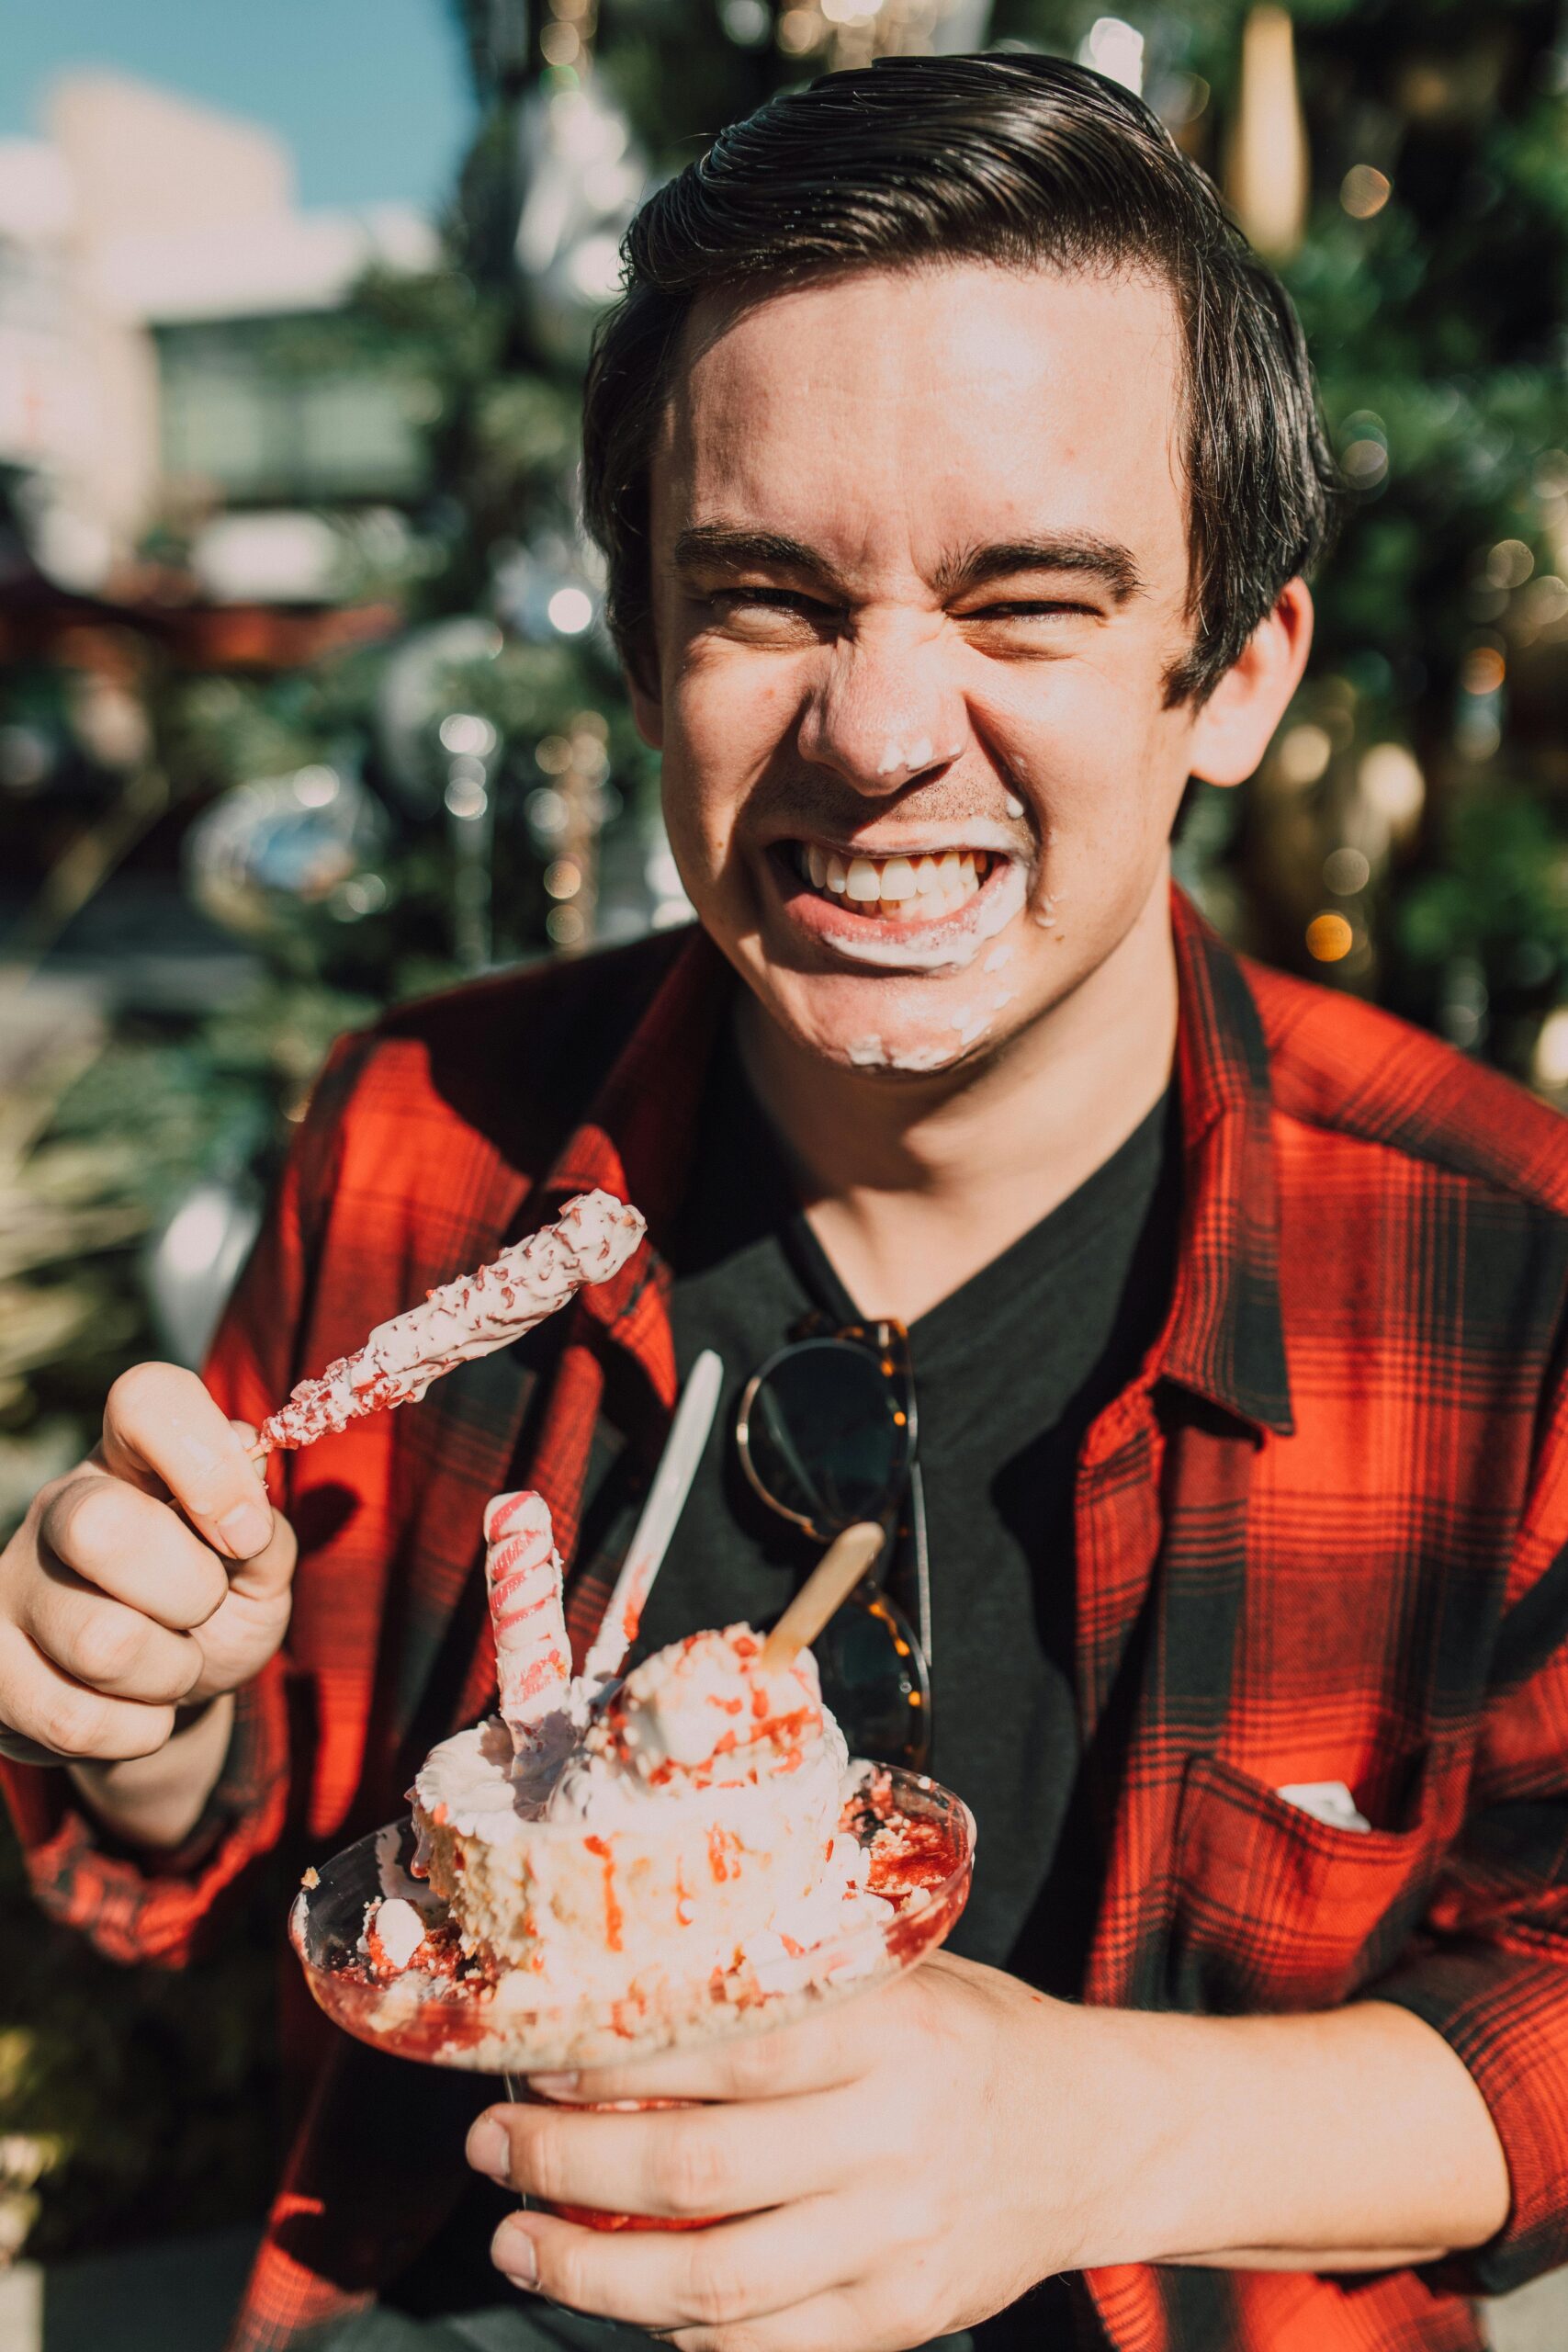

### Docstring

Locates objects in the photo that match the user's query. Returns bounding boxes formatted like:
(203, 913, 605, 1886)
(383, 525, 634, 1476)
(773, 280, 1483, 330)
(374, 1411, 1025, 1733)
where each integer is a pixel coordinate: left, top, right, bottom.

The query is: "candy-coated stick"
(246, 1189, 644, 1458)
(484, 1491, 572, 1747)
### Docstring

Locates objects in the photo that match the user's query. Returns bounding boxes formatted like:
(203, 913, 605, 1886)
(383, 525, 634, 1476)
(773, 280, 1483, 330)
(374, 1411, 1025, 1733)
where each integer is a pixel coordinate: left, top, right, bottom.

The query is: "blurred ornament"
(1359, 744, 1425, 842)
(184, 766, 389, 940)
(376, 617, 504, 814)
(65, 674, 151, 772)
(1305, 911, 1354, 964)
(1338, 412, 1390, 499)
(529, 709, 614, 955)
(0, 725, 52, 794)
(1532, 1006, 1568, 1095)
(722, 0, 772, 42)
(778, 0, 989, 72)
(493, 535, 604, 643)
(1340, 166, 1392, 220)
(143, 1174, 265, 1372)
(442, 711, 501, 970)
(1438, 957, 1489, 1053)
(1324, 847, 1371, 896)
(1276, 722, 1333, 786)
(515, 83, 644, 359)
(1225, 6, 1310, 262)
(1077, 18, 1145, 96)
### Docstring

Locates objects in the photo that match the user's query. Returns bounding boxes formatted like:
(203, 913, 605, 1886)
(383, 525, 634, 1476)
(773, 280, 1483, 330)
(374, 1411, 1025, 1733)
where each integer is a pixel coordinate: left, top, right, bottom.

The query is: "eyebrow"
(670, 523, 1145, 605)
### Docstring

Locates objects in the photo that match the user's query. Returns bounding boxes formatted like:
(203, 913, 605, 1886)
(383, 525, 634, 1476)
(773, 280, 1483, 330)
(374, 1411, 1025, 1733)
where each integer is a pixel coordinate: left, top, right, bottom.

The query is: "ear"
(624, 656, 664, 752)
(1187, 578, 1314, 788)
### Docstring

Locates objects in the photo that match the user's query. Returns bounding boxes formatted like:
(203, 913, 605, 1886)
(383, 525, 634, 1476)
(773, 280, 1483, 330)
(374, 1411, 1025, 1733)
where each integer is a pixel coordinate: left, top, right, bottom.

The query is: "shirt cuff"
(1371, 1940, 1568, 2295)
(0, 1661, 288, 1970)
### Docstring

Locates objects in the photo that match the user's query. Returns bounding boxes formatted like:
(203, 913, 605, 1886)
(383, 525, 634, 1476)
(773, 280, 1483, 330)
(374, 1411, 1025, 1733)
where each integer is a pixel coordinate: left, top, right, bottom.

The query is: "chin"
(754, 964, 1026, 1079)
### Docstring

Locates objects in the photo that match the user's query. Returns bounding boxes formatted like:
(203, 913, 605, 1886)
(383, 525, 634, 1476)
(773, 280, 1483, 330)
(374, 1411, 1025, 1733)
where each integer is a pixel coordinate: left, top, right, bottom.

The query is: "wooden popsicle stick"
(761, 1521, 886, 1670)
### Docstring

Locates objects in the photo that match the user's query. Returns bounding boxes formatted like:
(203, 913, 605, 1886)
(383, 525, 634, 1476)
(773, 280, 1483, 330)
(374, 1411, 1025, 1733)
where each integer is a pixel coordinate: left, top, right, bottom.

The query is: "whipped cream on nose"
(874, 734, 964, 779)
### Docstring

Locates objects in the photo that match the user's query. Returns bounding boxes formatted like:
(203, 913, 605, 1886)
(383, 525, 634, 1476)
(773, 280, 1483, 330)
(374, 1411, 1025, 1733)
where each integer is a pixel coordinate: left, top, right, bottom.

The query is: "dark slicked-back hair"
(581, 51, 1340, 705)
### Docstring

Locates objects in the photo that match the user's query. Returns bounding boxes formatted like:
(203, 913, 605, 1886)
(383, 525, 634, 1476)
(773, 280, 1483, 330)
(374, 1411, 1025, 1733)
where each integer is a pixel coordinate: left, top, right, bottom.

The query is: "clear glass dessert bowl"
(288, 1762, 976, 2079)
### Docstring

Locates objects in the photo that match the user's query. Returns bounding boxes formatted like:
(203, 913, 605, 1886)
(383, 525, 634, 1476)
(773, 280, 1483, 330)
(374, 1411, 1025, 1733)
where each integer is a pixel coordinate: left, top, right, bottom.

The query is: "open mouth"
(780, 842, 1000, 925)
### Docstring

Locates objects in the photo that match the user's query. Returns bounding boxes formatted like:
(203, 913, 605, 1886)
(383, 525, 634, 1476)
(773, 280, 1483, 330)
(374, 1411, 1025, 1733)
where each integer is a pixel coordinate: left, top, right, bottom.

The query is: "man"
(4, 51, 1568, 2352)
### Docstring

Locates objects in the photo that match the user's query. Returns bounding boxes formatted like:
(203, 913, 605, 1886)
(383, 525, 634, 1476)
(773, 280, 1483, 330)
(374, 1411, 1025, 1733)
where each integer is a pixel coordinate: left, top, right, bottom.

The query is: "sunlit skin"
(635, 266, 1237, 1062)
(627, 263, 1314, 1315)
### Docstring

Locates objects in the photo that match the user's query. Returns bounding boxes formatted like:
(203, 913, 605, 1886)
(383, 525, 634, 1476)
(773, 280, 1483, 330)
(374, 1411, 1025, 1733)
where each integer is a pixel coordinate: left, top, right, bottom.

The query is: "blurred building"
(0, 73, 438, 603)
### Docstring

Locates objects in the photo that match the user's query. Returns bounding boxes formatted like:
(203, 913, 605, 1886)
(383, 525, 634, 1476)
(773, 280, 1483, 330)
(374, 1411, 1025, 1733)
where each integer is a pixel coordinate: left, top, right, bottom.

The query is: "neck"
(735, 866, 1179, 1324)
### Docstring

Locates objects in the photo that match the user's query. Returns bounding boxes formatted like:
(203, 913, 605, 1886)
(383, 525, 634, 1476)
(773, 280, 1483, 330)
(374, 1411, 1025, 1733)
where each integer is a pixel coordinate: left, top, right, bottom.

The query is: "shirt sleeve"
(1369, 1353, 1568, 2296)
(0, 1032, 371, 1970)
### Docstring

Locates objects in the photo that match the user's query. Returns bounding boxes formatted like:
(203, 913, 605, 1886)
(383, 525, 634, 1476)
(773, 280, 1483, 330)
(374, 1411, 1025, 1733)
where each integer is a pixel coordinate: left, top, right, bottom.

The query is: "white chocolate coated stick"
(248, 1188, 645, 1456)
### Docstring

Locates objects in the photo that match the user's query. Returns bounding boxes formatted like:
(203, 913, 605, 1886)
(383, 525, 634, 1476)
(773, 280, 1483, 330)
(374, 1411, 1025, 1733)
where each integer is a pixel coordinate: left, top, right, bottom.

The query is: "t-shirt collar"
(536, 889, 1293, 1438)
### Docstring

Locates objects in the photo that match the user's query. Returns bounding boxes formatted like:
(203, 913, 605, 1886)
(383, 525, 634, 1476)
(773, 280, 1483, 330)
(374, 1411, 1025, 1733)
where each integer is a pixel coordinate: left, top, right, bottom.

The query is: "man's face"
(635, 261, 1224, 1077)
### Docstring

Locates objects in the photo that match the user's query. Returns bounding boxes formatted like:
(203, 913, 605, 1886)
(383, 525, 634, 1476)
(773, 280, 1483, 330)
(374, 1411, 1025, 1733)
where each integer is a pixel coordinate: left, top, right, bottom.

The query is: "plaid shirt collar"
(532, 885, 1294, 1440)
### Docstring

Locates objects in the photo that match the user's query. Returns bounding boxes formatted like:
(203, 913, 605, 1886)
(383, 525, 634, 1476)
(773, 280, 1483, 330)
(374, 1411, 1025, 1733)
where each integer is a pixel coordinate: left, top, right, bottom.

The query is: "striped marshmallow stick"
(484, 1490, 572, 1749)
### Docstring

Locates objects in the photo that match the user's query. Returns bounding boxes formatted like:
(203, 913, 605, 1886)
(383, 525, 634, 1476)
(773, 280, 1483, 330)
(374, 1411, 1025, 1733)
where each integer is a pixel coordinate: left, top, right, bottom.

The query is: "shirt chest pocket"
(1167, 1752, 1445, 2015)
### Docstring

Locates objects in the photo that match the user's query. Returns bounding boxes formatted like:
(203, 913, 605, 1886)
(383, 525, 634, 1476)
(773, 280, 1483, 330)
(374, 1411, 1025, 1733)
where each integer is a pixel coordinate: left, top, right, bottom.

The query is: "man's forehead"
(649, 260, 1189, 575)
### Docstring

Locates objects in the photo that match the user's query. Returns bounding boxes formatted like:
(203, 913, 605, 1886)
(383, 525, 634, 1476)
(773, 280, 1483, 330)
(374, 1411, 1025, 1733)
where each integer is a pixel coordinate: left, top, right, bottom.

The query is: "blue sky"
(2, 0, 475, 213)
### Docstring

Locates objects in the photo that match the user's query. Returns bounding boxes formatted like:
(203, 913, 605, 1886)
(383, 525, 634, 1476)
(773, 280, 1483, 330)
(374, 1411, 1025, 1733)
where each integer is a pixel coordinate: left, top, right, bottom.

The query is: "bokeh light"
(1306, 912, 1355, 962)
(1340, 165, 1392, 219)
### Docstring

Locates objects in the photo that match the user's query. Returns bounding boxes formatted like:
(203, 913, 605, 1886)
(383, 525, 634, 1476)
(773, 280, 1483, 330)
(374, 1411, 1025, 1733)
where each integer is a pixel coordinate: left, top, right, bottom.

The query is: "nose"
(795, 623, 966, 795)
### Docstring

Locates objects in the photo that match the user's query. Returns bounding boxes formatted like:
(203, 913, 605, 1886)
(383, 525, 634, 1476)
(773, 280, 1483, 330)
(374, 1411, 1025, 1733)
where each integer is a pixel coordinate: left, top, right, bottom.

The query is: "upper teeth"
(803, 844, 989, 915)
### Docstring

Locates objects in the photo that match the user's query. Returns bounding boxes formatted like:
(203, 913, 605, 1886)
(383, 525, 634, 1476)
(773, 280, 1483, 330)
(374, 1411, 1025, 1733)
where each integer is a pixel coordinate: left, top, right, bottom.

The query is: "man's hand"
(468, 1953, 1068, 2351)
(466, 1957, 1514, 2352)
(0, 1363, 295, 1837)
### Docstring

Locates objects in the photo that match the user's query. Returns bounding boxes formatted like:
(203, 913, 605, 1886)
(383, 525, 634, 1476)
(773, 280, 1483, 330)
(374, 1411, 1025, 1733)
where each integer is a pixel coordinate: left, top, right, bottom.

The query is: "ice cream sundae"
(281, 1194, 970, 2240)
(355, 1495, 954, 2047)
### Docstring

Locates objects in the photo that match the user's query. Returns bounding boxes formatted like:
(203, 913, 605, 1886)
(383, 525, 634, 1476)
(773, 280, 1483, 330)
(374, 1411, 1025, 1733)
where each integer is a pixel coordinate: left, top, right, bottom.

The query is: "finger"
(468, 2086, 862, 2222)
(0, 1621, 176, 1762)
(38, 1474, 230, 1630)
(654, 2287, 872, 2352)
(99, 1363, 273, 1562)
(212, 1476, 297, 1611)
(531, 1999, 884, 2109)
(491, 2194, 855, 2334)
(17, 1568, 204, 1704)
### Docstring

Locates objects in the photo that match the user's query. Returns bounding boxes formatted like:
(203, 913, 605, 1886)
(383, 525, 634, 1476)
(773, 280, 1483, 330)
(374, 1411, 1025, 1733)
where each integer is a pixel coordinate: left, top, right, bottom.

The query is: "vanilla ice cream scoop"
(569, 1625, 828, 1788)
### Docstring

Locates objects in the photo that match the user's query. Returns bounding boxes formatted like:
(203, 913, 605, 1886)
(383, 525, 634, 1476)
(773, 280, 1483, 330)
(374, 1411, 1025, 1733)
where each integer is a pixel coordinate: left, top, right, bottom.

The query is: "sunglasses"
(736, 1317, 931, 1770)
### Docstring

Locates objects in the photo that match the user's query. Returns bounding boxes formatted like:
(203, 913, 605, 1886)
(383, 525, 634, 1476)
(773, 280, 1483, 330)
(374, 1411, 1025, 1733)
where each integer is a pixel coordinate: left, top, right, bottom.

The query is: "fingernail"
(467, 2115, 509, 2179)
(494, 2220, 539, 2290)
(528, 2071, 579, 2099)
(217, 1500, 272, 1558)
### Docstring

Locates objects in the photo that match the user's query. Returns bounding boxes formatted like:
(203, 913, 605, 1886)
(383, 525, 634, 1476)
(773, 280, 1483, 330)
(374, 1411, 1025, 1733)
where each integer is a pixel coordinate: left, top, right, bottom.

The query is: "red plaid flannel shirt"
(7, 888, 1568, 2352)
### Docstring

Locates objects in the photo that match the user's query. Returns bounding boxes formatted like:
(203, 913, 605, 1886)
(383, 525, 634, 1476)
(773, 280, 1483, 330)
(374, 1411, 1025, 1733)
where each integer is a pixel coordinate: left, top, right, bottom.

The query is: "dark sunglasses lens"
(746, 1340, 911, 1532)
(814, 1593, 930, 1770)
